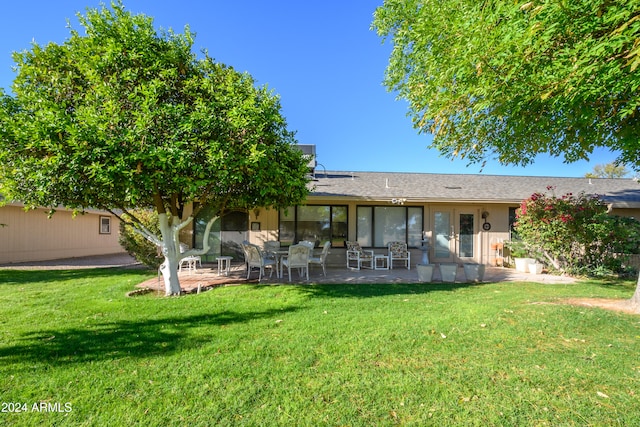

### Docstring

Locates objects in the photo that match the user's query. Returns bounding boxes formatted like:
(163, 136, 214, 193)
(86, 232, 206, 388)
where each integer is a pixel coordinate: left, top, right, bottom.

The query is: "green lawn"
(1, 268, 639, 426)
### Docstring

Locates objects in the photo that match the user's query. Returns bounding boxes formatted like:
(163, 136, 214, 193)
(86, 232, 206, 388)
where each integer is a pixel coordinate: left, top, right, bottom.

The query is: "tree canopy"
(373, 0, 640, 170)
(0, 1, 310, 294)
(585, 162, 631, 178)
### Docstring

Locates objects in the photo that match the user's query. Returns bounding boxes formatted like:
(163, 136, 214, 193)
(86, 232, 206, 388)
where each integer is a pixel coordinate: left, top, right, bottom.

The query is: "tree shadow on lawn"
(0, 306, 300, 368)
(0, 268, 153, 285)
(284, 281, 483, 299)
(581, 276, 637, 290)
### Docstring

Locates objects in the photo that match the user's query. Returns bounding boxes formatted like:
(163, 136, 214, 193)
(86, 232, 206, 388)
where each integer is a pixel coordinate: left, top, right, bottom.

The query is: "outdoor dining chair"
(309, 241, 331, 276)
(245, 244, 276, 282)
(264, 240, 281, 253)
(280, 243, 310, 282)
(178, 243, 201, 272)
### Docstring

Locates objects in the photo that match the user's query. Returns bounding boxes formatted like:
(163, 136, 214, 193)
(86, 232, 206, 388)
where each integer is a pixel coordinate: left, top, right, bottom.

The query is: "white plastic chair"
(309, 241, 331, 276)
(299, 240, 315, 250)
(280, 244, 310, 282)
(245, 244, 276, 281)
(178, 243, 201, 272)
(264, 241, 281, 252)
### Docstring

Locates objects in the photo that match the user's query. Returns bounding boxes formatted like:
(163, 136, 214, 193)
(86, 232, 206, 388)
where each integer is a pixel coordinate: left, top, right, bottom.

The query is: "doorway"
(432, 209, 477, 263)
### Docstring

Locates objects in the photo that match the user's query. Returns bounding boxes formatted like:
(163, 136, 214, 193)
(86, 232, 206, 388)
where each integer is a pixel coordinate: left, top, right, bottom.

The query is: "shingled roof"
(308, 171, 640, 207)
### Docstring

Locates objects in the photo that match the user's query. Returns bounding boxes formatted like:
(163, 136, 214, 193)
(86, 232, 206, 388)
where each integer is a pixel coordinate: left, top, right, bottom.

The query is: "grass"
(0, 268, 639, 426)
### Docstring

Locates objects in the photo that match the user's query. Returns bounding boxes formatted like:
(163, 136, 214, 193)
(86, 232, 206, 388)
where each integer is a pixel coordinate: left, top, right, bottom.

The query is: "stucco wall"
(610, 207, 640, 218)
(248, 202, 515, 267)
(0, 204, 124, 264)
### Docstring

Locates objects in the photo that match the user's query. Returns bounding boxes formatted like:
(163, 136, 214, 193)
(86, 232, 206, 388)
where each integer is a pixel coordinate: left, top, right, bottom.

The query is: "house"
(4, 144, 639, 268)
(0, 202, 123, 264)
(195, 169, 640, 268)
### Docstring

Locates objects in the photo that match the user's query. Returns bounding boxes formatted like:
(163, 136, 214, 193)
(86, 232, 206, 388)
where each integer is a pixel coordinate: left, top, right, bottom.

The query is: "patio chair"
(264, 240, 281, 253)
(309, 241, 331, 276)
(299, 240, 315, 250)
(345, 241, 374, 270)
(388, 241, 410, 270)
(280, 244, 311, 282)
(245, 244, 276, 282)
(263, 240, 281, 262)
(241, 241, 251, 273)
(178, 243, 201, 272)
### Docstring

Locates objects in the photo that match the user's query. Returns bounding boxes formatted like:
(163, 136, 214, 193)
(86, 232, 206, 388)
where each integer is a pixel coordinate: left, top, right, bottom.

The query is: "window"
(356, 206, 423, 248)
(99, 216, 111, 234)
(434, 211, 451, 258)
(279, 205, 347, 247)
(220, 210, 248, 231)
(458, 213, 474, 258)
(193, 206, 248, 261)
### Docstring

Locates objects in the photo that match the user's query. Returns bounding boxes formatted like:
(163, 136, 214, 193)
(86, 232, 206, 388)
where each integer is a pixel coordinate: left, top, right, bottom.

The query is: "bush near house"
(119, 209, 162, 269)
(514, 187, 640, 276)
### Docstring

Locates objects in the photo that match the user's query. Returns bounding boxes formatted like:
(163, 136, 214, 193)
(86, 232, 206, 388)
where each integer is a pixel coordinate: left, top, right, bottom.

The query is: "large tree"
(585, 162, 631, 178)
(373, 0, 640, 309)
(373, 0, 640, 169)
(0, 2, 310, 295)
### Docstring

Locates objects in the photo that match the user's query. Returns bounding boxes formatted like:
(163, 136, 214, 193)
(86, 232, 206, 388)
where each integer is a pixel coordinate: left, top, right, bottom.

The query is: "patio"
(137, 260, 577, 294)
(0, 253, 577, 294)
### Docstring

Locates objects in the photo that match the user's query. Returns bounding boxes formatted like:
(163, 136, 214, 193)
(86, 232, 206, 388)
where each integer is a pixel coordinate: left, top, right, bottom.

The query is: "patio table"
(374, 254, 389, 270)
(267, 249, 289, 278)
(216, 256, 233, 276)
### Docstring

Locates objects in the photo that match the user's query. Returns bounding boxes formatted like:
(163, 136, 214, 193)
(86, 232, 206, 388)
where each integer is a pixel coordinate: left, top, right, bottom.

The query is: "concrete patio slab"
(137, 260, 577, 294)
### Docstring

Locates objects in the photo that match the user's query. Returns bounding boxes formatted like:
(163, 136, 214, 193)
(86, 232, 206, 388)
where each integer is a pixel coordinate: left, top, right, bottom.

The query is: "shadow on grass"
(581, 277, 638, 293)
(283, 281, 484, 299)
(0, 267, 153, 285)
(0, 306, 300, 367)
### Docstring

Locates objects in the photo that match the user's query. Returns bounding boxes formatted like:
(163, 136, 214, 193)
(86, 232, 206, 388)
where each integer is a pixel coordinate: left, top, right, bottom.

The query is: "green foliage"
(0, 0, 309, 222)
(373, 0, 640, 171)
(585, 162, 631, 178)
(515, 188, 640, 275)
(1, 270, 639, 425)
(504, 239, 530, 259)
(119, 209, 162, 269)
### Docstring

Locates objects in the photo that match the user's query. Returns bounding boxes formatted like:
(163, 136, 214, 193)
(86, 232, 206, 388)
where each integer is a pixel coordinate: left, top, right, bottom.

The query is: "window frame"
(278, 205, 348, 248)
(99, 216, 111, 234)
(356, 205, 424, 248)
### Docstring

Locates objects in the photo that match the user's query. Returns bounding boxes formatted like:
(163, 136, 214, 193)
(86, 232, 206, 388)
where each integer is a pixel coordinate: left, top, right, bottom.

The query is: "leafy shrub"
(504, 239, 533, 259)
(514, 187, 640, 276)
(118, 209, 162, 269)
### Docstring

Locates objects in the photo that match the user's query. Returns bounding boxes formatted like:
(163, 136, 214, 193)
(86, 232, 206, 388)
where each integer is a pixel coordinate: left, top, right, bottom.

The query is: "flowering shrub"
(514, 187, 640, 276)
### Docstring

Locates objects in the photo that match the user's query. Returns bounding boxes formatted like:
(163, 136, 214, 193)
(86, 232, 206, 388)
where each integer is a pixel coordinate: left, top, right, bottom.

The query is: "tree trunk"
(123, 210, 218, 296)
(631, 270, 640, 311)
(158, 213, 183, 296)
(159, 254, 182, 296)
(154, 212, 218, 296)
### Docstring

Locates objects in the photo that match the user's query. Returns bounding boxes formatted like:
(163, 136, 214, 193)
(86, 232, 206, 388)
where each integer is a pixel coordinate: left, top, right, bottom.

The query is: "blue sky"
(0, 1, 620, 177)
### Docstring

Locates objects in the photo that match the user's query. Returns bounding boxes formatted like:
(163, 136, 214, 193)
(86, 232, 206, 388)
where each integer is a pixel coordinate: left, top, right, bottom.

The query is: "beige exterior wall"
(0, 204, 124, 264)
(610, 207, 640, 218)
(247, 201, 516, 268)
(244, 208, 279, 246)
